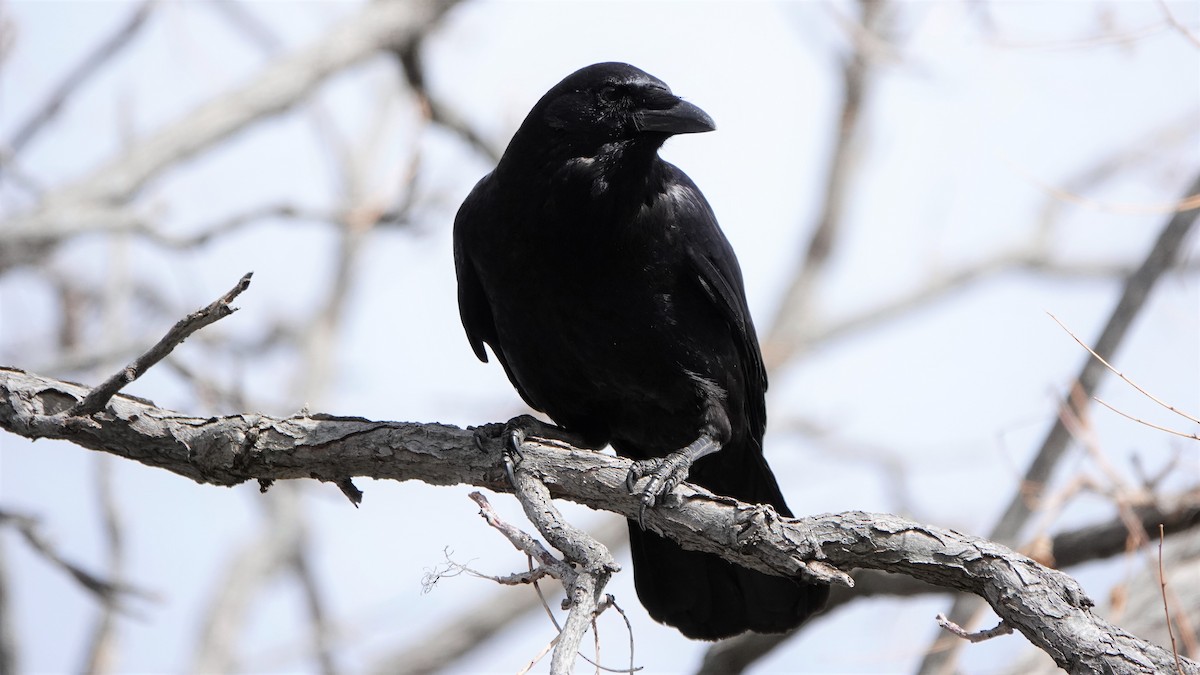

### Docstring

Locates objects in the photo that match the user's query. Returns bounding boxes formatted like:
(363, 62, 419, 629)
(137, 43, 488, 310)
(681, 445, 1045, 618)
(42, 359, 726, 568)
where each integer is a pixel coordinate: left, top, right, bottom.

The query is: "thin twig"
(470, 492, 632, 674)
(468, 492, 574, 580)
(1160, 524, 1186, 675)
(516, 637, 556, 675)
(1049, 312, 1200, 426)
(1095, 398, 1200, 440)
(935, 614, 1014, 643)
(396, 39, 501, 163)
(1010, 163, 1200, 215)
(612, 598, 636, 675)
(368, 518, 629, 675)
(66, 272, 252, 417)
(1157, 0, 1200, 49)
(988, 21, 1170, 51)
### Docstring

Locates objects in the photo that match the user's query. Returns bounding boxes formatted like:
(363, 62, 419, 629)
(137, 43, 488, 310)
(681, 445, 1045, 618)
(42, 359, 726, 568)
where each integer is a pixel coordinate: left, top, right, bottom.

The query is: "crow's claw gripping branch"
(626, 433, 720, 529)
(481, 415, 597, 489)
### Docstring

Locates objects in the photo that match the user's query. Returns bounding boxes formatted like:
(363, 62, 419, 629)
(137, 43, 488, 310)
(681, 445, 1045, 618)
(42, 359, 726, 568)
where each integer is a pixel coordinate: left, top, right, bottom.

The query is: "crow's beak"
(637, 98, 715, 135)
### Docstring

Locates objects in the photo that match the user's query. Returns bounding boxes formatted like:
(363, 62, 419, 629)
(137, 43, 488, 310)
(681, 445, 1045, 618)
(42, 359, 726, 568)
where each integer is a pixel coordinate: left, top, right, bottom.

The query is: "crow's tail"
(627, 522, 828, 640)
(627, 436, 829, 640)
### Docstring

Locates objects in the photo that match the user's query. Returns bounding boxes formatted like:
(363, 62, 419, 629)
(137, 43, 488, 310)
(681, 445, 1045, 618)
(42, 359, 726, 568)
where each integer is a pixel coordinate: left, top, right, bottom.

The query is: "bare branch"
(1160, 525, 1187, 674)
(454, 495, 630, 674)
(395, 38, 502, 162)
(67, 272, 252, 417)
(1052, 500, 1200, 568)
(0, 368, 1195, 673)
(1010, 168, 1199, 517)
(1095, 398, 1200, 441)
(696, 498, 1200, 674)
(1157, 0, 1200, 49)
(472, 471, 622, 675)
(370, 518, 629, 675)
(919, 169, 1200, 673)
(763, 0, 890, 370)
(469, 491, 576, 582)
(1050, 312, 1200, 426)
(3, 0, 461, 256)
(936, 614, 1013, 643)
(0, 508, 153, 609)
(508, 471, 619, 675)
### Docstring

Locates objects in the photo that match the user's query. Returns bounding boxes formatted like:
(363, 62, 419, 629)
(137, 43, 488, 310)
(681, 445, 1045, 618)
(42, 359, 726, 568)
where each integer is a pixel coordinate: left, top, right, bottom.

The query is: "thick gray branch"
(0, 367, 1193, 673)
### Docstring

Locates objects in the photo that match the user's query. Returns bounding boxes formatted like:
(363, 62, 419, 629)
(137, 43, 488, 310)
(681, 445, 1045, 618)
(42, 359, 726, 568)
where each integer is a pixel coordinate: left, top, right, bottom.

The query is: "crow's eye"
(597, 84, 621, 104)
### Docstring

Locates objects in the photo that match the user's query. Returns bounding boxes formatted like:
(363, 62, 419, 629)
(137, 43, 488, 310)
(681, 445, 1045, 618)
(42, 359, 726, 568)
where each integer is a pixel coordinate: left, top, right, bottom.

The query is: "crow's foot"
(626, 433, 721, 529)
(476, 415, 594, 488)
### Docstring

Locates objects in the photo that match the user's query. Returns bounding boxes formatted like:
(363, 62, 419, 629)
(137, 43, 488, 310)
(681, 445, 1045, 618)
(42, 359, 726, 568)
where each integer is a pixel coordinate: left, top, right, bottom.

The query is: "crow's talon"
(502, 449, 519, 487)
(627, 457, 677, 529)
(625, 461, 648, 494)
(504, 424, 527, 463)
(499, 421, 531, 488)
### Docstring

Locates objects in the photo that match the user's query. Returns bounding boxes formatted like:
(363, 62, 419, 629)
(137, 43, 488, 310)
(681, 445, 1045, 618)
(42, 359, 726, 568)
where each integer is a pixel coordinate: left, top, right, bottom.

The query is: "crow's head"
(509, 62, 715, 166)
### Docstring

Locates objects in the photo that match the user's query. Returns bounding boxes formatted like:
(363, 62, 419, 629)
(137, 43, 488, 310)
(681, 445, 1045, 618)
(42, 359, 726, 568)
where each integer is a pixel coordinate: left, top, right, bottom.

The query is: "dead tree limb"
(919, 168, 1200, 674)
(0, 367, 1194, 674)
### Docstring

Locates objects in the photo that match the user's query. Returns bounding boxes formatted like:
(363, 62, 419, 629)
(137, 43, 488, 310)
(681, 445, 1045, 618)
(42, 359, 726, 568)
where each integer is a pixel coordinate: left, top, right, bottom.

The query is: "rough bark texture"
(1, 366, 1194, 674)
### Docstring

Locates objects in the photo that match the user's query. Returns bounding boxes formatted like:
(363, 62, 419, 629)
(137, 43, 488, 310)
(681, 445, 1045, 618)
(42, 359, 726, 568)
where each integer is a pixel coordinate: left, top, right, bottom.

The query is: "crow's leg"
(625, 433, 721, 529)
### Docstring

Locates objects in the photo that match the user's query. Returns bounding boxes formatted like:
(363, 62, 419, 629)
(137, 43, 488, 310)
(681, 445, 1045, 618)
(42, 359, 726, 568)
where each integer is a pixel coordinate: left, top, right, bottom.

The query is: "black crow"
(454, 62, 828, 640)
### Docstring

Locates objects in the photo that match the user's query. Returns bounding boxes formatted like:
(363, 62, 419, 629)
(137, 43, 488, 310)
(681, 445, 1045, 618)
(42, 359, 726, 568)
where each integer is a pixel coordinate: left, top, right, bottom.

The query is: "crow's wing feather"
(453, 175, 542, 411)
(453, 176, 497, 364)
(661, 166, 768, 442)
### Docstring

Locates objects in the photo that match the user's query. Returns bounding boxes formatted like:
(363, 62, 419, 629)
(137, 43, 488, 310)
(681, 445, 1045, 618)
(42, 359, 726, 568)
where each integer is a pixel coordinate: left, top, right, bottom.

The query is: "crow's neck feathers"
(497, 129, 671, 223)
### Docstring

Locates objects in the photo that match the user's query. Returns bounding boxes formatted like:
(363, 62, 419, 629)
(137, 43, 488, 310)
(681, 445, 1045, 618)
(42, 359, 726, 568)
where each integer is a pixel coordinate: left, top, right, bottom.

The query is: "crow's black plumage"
(454, 62, 829, 640)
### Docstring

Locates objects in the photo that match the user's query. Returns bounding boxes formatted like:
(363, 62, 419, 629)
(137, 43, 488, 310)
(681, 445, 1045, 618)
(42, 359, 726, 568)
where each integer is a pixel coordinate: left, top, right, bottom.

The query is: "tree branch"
(920, 168, 1200, 673)
(697, 497, 1200, 674)
(0, 367, 1193, 673)
(2, 0, 461, 261)
(369, 517, 629, 675)
(66, 272, 252, 417)
(763, 0, 890, 370)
